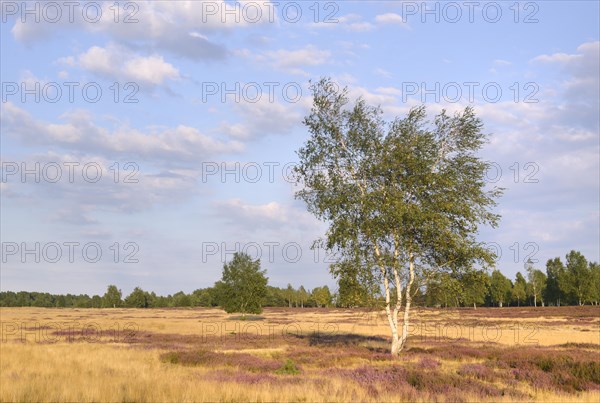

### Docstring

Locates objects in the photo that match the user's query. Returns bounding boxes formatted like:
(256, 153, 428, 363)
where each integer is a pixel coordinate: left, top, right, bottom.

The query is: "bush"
(275, 359, 300, 375)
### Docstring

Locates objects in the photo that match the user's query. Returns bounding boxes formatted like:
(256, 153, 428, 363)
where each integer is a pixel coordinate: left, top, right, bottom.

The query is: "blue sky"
(1, 1, 598, 296)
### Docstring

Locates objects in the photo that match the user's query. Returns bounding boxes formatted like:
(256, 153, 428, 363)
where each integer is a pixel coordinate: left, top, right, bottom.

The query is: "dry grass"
(1, 306, 599, 402)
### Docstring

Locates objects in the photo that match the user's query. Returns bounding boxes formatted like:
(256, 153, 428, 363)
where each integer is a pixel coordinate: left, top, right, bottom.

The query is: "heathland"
(1, 306, 599, 402)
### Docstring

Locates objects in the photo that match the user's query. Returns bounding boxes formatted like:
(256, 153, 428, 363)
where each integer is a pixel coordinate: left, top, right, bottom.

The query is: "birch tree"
(294, 78, 502, 355)
(565, 250, 591, 306)
(526, 260, 547, 307)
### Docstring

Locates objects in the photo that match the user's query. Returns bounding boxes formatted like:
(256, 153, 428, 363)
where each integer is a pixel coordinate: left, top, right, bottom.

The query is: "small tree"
(333, 258, 381, 308)
(102, 285, 122, 308)
(298, 286, 308, 308)
(545, 257, 566, 306)
(512, 272, 527, 306)
(490, 270, 512, 307)
(125, 287, 148, 308)
(460, 270, 490, 309)
(219, 252, 268, 316)
(565, 250, 591, 306)
(526, 261, 547, 307)
(426, 272, 461, 308)
(284, 284, 295, 308)
(312, 286, 332, 307)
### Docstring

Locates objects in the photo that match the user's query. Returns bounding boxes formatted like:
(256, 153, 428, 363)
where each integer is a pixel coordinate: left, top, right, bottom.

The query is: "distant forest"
(2, 250, 598, 309)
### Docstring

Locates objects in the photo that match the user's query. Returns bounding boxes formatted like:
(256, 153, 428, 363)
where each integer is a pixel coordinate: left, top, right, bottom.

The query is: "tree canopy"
(218, 252, 268, 315)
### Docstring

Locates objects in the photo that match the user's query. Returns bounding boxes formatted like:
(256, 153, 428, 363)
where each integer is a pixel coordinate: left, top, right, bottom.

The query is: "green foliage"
(124, 287, 149, 308)
(102, 285, 122, 308)
(218, 252, 268, 315)
(512, 272, 527, 306)
(459, 270, 490, 308)
(311, 286, 332, 307)
(526, 261, 547, 307)
(489, 270, 512, 307)
(545, 257, 567, 306)
(172, 291, 192, 307)
(295, 78, 501, 269)
(275, 359, 300, 375)
(425, 272, 461, 308)
(333, 258, 381, 308)
(565, 250, 592, 305)
(589, 262, 600, 305)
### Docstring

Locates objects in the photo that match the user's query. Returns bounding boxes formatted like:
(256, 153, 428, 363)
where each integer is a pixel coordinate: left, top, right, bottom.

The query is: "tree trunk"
(398, 253, 415, 352)
(473, 302, 476, 309)
(391, 334, 402, 355)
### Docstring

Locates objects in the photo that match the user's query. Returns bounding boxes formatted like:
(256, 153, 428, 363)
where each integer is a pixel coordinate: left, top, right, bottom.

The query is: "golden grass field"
(1, 306, 599, 402)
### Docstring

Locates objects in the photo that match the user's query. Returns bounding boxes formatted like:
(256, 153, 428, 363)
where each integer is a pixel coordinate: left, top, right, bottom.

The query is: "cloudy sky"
(1, 1, 598, 296)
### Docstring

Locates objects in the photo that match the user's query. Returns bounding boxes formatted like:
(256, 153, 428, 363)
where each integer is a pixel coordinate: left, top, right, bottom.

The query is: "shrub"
(275, 359, 300, 375)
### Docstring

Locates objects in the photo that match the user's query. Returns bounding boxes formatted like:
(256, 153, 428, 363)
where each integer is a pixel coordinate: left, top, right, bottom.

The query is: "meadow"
(1, 306, 599, 402)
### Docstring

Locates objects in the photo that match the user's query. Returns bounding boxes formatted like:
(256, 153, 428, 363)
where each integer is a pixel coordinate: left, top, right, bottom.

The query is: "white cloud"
(374, 68, 393, 78)
(217, 97, 305, 140)
(308, 13, 375, 32)
(532, 53, 581, 64)
(347, 22, 374, 32)
(258, 45, 331, 75)
(375, 13, 410, 29)
(1, 103, 243, 163)
(9, 1, 280, 60)
(1, 152, 203, 223)
(214, 199, 319, 232)
(70, 44, 180, 86)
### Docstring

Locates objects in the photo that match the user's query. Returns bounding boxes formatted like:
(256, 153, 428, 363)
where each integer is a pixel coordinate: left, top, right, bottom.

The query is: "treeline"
(426, 250, 599, 308)
(2, 250, 597, 309)
(0, 284, 333, 309)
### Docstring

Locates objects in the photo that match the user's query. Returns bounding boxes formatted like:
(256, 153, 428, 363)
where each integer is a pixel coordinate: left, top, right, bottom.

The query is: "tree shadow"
(295, 332, 390, 352)
(226, 315, 266, 321)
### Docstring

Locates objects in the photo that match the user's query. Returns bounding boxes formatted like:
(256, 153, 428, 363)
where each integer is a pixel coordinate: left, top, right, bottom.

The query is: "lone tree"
(218, 252, 268, 316)
(294, 78, 502, 355)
